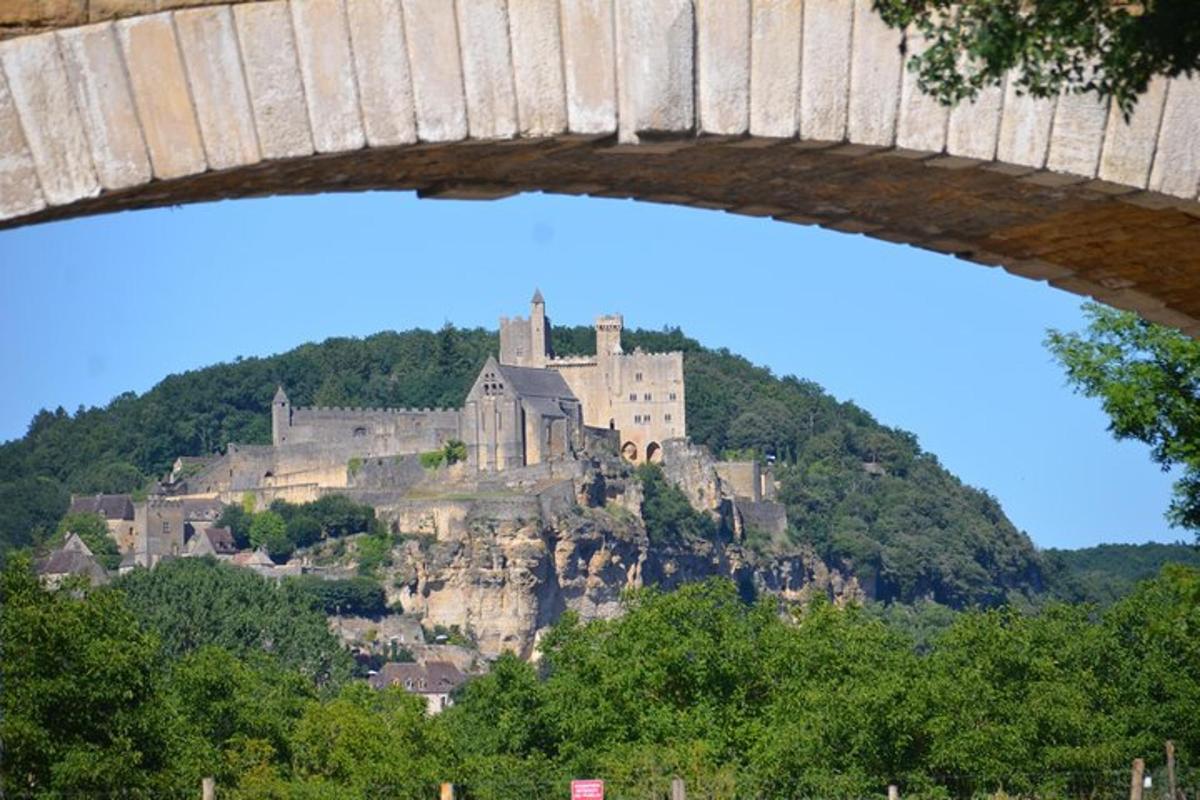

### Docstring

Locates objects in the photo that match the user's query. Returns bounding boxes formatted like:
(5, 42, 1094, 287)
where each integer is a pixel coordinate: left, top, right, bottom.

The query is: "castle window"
(629, 393, 637, 402)
(161, 521, 170, 535)
(669, 392, 677, 401)
(643, 393, 651, 401)
(642, 415, 651, 425)
(665, 414, 672, 422)
(353, 426, 367, 437)
(635, 372, 643, 382)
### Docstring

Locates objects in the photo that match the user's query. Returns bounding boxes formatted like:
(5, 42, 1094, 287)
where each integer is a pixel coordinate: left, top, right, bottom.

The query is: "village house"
(36, 533, 109, 588)
(68, 493, 136, 552)
(368, 661, 468, 714)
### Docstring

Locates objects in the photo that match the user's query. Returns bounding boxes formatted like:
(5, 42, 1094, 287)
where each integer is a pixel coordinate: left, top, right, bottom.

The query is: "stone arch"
(646, 441, 662, 464)
(621, 441, 638, 462)
(1, 1, 1199, 331)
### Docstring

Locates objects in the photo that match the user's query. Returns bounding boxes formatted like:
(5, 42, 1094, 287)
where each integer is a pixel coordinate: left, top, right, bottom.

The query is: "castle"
(175, 292, 687, 501)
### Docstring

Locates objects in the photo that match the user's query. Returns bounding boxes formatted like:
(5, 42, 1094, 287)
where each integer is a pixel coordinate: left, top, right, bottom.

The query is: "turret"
(272, 385, 291, 446)
(596, 314, 623, 357)
(529, 289, 550, 367)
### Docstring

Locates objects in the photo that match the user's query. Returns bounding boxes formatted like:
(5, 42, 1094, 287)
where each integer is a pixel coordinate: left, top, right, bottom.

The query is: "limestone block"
(996, 81, 1056, 168)
(896, 28, 948, 153)
(0, 69, 44, 220)
(234, 1, 314, 159)
(847, 0, 902, 146)
(0, 32, 99, 204)
(1046, 92, 1109, 177)
(400, 0, 468, 142)
(560, 0, 615, 135)
(946, 81, 1004, 161)
(57, 22, 151, 189)
(1098, 77, 1167, 188)
(455, 0, 517, 140)
(508, 0, 567, 137)
(345, 0, 416, 146)
(1149, 76, 1200, 199)
(748, 0, 801, 138)
(800, 0, 853, 142)
(696, 0, 749, 136)
(0, 0, 85, 27)
(116, 13, 206, 179)
(290, 0, 365, 153)
(615, 0, 694, 143)
(174, 6, 261, 170)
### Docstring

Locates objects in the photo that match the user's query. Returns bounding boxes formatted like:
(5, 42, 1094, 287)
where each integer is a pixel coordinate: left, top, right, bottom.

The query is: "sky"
(0, 189, 1184, 550)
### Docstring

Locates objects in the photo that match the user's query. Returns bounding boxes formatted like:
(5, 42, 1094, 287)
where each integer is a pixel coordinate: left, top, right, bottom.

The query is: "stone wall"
(715, 460, 762, 502)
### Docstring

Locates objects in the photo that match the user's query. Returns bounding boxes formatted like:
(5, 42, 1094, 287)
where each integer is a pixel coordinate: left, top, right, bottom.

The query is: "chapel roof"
(495, 362, 576, 401)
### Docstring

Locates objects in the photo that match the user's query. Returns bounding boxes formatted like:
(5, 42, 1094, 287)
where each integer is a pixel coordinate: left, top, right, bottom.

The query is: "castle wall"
(715, 461, 762, 502)
(284, 406, 460, 456)
(551, 350, 685, 464)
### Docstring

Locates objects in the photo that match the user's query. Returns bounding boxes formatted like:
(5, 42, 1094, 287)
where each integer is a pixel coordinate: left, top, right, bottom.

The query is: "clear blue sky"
(0, 190, 1183, 549)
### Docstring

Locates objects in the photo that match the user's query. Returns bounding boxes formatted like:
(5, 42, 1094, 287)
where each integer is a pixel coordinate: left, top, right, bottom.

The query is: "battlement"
(292, 406, 459, 416)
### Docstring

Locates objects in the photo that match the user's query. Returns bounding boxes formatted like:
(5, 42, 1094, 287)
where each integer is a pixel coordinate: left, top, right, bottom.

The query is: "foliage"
(1048, 304, 1200, 534)
(1042, 541, 1200, 607)
(218, 503, 254, 549)
(5, 559, 1200, 798)
(0, 476, 68, 558)
(0, 556, 193, 797)
(355, 532, 394, 577)
(249, 510, 287, 551)
(54, 511, 121, 570)
(286, 575, 389, 617)
(443, 439, 467, 466)
(636, 463, 718, 544)
(872, 0, 1200, 117)
(269, 495, 379, 539)
(420, 450, 446, 469)
(114, 557, 351, 686)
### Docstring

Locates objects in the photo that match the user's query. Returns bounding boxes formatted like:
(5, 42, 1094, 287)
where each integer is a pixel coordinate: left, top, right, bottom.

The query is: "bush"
(419, 450, 444, 470)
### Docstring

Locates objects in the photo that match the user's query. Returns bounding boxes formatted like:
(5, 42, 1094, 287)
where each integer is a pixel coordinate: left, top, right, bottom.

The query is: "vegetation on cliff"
(4, 557, 1197, 799)
(0, 324, 1058, 608)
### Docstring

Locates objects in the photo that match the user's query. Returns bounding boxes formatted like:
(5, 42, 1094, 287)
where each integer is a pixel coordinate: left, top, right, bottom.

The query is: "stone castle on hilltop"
(178, 292, 687, 501)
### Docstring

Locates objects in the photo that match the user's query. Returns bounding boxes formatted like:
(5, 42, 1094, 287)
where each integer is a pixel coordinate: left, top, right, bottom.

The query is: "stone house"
(68, 493, 136, 552)
(36, 533, 109, 588)
(368, 661, 468, 714)
(184, 526, 237, 558)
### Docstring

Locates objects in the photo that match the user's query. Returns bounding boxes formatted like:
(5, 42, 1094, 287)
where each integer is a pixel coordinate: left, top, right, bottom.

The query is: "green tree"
(114, 557, 351, 686)
(636, 463, 717, 544)
(218, 503, 254, 549)
(0, 556, 195, 797)
(249, 510, 287, 550)
(1047, 303, 1200, 534)
(0, 476, 69, 557)
(54, 511, 121, 570)
(286, 514, 323, 549)
(873, 0, 1200, 116)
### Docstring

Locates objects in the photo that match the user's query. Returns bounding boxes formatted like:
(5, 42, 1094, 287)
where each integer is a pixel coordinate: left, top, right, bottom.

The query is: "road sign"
(571, 779, 604, 800)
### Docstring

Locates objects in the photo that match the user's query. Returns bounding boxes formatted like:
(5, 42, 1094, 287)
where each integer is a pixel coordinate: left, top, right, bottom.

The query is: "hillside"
(1042, 541, 1200, 606)
(0, 324, 1043, 607)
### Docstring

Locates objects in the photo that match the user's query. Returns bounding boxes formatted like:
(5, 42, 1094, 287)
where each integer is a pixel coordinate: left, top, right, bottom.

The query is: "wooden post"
(1131, 758, 1145, 800)
(888, 785, 900, 800)
(1167, 741, 1178, 800)
(439, 783, 455, 800)
(201, 776, 215, 800)
(671, 777, 686, 800)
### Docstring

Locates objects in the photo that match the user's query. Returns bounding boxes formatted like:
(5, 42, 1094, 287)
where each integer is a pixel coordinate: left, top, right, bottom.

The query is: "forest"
(0, 323, 1052, 608)
(3, 556, 1196, 799)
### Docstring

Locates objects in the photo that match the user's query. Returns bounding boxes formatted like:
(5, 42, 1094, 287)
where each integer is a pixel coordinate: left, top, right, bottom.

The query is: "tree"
(873, 0, 1200, 116)
(54, 511, 121, 570)
(0, 476, 68, 557)
(1047, 303, 1200, 534)
(286, 514, 323, 549)
(249, 510, 287, 550)
(636, 463, 717, 544)
(114, 557, 352, 686)
(218, 503, 253, 549)
(0, 556, 195, 797)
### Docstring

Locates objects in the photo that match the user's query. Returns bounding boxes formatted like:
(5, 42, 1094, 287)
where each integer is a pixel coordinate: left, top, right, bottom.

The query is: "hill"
(0, 324, 1044, 607)
(1042, 541, 1200, 606)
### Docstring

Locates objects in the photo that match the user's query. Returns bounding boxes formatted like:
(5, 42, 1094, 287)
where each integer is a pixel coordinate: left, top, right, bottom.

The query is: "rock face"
(386, 502, 861, 660)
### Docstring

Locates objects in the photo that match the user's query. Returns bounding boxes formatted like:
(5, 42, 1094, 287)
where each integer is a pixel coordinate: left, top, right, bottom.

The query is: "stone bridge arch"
(1, 0, 1199, 330)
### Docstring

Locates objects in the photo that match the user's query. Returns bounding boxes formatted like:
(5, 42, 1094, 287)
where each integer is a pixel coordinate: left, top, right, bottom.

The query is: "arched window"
(646, 442, 662, 464)
(622, 441, 638, 462)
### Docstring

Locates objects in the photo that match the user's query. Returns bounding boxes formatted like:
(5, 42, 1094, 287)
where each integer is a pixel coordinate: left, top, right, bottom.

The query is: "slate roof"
(531, 288, 544, 304)
(69, 494, 134, 520)
(523, 396, 568, 419)
(204, 526, 237, 555)
(36, 536, 109, 585)
(369, 661, 468, 694)
(180, 497, 224, 520)
(496, 363, 576, 400)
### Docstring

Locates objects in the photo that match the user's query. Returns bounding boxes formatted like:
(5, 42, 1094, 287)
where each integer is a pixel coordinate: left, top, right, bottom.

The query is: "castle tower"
(595, 314, 623, 357)
(272, 385, 291, 446)
(530, 289, 549, 368)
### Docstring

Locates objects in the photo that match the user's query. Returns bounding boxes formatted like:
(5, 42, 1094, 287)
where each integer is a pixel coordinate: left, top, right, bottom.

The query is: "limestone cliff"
(381, 502, 860, 660)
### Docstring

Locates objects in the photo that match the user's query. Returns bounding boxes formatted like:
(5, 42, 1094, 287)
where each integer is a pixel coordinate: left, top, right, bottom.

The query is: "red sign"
(571, 779, 604, 800)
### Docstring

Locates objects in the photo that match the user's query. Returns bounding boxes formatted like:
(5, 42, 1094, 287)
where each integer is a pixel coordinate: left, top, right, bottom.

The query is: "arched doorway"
(646, 442, 662, 464)
(621, 441, 638, 462)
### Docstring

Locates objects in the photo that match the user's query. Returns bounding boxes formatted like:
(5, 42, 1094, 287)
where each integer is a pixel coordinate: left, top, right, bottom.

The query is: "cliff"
(376, 500, 859, 660)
